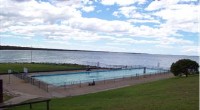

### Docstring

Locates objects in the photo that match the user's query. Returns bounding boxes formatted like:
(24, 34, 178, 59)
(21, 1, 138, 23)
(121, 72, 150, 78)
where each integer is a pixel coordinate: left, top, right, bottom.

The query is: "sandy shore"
(0, 72, 173, 104)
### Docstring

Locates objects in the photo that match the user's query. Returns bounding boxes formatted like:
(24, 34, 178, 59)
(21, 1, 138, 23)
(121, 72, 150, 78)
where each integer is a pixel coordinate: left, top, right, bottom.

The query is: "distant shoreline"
(0, 45, 81, 51)
(0, 45, 198, 57)
(0, 45, 142, 54)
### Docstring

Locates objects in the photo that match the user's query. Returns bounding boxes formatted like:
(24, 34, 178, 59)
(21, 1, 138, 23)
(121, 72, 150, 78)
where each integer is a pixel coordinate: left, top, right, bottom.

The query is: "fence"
(0, 98, 50, 110)
(14, 73, 49, 92)
(53, 70, 169, 85)
(81, 61, 169, 70)
(13, 69, 170, 93)
(48, 70, 171, 93)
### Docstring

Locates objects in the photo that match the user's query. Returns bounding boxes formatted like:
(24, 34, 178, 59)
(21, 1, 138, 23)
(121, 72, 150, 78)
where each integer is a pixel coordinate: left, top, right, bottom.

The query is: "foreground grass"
(12, 75, 198, 110)
(0, 63, 87, 74)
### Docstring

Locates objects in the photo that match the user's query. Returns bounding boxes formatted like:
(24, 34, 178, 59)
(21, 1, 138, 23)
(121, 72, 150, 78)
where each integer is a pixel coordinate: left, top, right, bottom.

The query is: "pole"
(64, 82, 66, 90)
(9, 74, 10, 84)
(0, 79, 3, 103)
(8, 69, 12, 84)
(31, 46, 32, 63)
(29, 103, 32, 109)
(46, 84, 48, 92)
(47, 100, 50, 110)
(143, 67, 146, 78)
(0, 34, 1, 58)
(143, 67, 146, 74)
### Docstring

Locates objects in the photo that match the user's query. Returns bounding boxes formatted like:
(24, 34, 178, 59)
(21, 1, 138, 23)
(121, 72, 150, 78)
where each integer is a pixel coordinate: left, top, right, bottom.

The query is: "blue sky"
(0, 0, 199, 55)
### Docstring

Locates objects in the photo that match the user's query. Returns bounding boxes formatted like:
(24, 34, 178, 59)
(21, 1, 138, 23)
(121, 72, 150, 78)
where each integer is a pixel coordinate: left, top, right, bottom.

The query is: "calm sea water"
(0, 50, 199, 68)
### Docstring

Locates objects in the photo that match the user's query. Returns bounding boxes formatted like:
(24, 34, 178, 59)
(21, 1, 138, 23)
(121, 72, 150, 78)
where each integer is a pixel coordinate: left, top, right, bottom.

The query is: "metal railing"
(50, 70, 169, 86)
(13, 70, 169, 92)
(14, 73, 49, 92)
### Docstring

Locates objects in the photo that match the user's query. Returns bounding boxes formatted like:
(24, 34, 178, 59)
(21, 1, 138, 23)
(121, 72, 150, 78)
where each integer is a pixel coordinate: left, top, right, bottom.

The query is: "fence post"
(30, 77, 32, 84)
(32, 78, 34, 85)
(39, 81, 40, 88)
(79, 81, 81, 87)
(47, 100, 50, 110)
(30, 103, 32, 109)
(46, 84, 48, 92)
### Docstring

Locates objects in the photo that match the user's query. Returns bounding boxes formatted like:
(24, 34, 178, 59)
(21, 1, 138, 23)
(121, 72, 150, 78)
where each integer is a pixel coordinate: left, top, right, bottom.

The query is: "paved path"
(1, 75, 52, 105)
(0, 73, 173, 105)
(4, 91, 40, 105)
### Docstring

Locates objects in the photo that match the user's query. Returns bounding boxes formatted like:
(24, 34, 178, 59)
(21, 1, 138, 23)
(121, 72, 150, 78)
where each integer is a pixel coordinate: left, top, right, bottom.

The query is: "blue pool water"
(32, 68, 167, 86)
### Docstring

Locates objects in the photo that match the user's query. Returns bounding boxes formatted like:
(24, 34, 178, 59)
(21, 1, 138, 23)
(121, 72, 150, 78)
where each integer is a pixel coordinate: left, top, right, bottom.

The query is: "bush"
(170, 59, 199, 77)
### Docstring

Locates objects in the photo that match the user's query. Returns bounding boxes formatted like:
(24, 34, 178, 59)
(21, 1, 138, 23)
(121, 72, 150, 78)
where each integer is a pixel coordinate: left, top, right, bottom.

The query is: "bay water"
(0, 50, 198, 68)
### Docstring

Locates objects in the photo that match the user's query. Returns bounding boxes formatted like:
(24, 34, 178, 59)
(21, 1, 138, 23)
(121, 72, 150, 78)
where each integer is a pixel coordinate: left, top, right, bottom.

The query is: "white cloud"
(157, 37, 193, 45)
(50, 0, 83, 8)
(100, 0, 146, 6)
(113, 6, 137, 18)
(82, 6, 95, 12)
(181, 46, 200, 55)
(0, 34, 32, 40)
(113, 6, 154, 20)
(114, 38, 159, 44)
(127, 19, 160, 24)
(82, 0, 94, 5)
(112, 11, 120, 17)
(155, 44, 173, 49)
(145, 0, 180, 11)
(0, 0, 81, 24)
(65, 17, 134, 33)
(154, 4, 199, 33)
(0, 0, 198, 55)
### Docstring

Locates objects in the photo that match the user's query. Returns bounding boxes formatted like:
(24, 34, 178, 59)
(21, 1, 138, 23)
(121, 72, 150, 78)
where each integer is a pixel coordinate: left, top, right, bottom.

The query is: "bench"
(88, 81, 95, 86)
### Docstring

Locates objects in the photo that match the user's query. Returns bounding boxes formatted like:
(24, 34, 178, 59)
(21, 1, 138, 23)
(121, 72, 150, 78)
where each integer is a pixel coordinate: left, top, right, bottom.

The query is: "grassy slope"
(13, 75, 199, 110)
(0, 63, 86, 74)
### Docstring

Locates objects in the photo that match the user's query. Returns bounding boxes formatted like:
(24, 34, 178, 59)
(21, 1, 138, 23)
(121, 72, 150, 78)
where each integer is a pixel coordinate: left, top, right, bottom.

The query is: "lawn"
(0, 63, 87, 74)
(12, 75, 199, 110)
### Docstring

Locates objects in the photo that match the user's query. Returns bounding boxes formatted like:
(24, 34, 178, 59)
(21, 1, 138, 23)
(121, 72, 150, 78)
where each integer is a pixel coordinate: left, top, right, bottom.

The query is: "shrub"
(170, 59, 199, 77)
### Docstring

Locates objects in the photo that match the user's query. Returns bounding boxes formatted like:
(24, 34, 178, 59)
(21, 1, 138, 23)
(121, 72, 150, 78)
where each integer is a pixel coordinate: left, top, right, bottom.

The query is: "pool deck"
(1, 71, 173, 105)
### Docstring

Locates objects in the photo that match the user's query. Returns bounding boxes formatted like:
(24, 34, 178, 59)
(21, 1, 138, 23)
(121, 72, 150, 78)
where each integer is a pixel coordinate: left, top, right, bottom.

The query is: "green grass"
(11, 75, 199, 110)
(0, 63, 87, 74)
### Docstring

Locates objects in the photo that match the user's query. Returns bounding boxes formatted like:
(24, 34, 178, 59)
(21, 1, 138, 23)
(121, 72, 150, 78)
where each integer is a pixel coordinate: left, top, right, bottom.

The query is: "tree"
(170, 59, 199, 77)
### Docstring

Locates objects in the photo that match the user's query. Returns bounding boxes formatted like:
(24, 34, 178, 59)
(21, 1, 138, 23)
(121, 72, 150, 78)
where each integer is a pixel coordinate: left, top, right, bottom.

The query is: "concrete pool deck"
(0, 72, 173, 104)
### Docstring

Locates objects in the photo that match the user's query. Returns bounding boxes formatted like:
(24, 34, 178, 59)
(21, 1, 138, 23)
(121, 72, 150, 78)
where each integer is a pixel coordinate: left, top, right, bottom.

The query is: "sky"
(0, 0, 199, 56)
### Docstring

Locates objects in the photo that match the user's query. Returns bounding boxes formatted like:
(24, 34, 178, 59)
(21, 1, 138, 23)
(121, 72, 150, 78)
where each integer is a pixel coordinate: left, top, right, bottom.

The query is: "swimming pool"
(32, 68, 167, 86)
